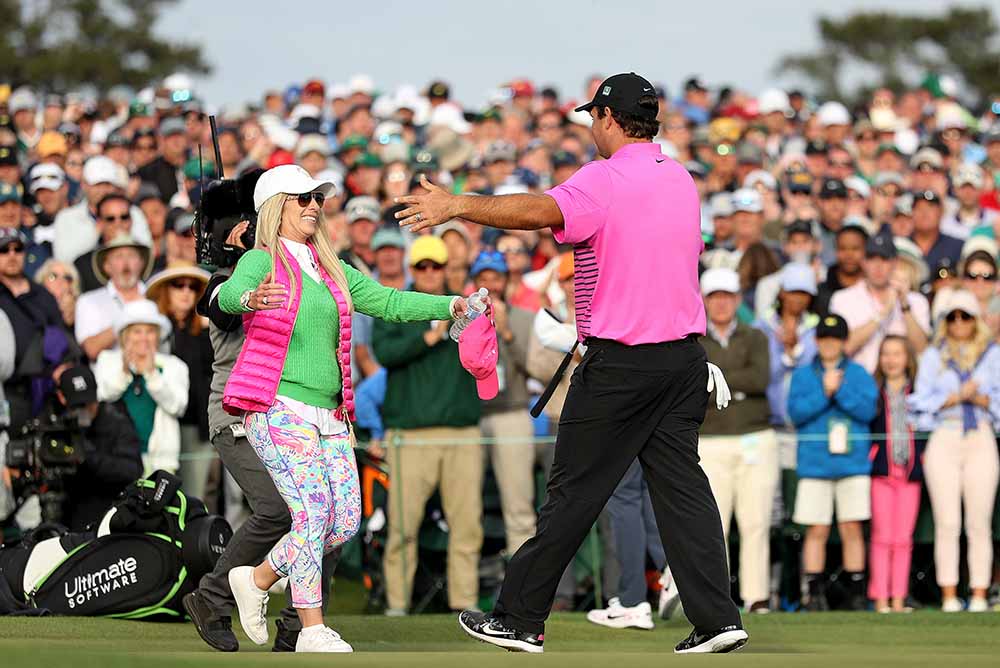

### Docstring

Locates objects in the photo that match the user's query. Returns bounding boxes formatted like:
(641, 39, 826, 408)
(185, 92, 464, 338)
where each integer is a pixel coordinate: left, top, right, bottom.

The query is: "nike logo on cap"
(643, 87, 652, 92)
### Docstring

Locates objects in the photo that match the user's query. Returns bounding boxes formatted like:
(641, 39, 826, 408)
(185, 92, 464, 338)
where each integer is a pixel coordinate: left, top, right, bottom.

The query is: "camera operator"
(55, 365, 143, 531)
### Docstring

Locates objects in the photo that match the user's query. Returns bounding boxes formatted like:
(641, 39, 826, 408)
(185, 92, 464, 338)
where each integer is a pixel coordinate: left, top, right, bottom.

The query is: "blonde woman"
(34, 258, 81, 329)
(217, 165, 469, 653)
(910, 288, 1000, 612)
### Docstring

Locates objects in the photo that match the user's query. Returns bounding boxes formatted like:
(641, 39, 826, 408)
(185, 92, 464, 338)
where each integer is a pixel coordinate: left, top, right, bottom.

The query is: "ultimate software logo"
(64, 557, 139, 609)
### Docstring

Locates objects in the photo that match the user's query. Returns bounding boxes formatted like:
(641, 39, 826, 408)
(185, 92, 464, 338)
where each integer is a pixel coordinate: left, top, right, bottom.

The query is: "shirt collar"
(707, 319, 738, 344)
(610, 142, 662, 160)
(105, 280, 147, 301)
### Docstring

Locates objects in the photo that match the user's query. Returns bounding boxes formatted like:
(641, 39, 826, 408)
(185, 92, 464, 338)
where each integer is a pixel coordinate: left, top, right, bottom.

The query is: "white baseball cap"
(844, 175, 871, 199)
(757, 89, 790, 115)
(953, 163, 984, 189)
(349, 74, 375, 96)
(817, 101, 851, 127)
(253, 164, 337, 212)
(295, 134, 331, 159)
(29, 163, 67, 193)
(82, 156, 128, 189)
(701, 267, 741, 296)
(429, 104, 471, 135)
(779, 262, 818, 296)
(731, 188, 763, 214)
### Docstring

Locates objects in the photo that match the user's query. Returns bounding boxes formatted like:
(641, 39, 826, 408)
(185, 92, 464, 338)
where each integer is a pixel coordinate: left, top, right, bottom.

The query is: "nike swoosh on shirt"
(656, 158, 665, 163)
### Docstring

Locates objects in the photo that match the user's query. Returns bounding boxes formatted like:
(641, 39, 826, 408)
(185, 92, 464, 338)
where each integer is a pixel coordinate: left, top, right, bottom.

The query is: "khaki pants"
(699, 429, 779, 605)
(924, 422, 999, 589)
(383, 426, 483, 611)
(481, 410, 537, 554)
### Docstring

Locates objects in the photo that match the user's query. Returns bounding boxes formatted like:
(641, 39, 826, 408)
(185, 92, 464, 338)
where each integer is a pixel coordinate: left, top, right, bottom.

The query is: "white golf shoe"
(227, 566, 270, 645)
(586, 597, 655, 630)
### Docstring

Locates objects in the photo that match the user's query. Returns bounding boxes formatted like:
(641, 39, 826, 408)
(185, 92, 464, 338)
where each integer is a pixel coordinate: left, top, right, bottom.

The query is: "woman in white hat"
(959, 247, 999, 336)
(93, 299, 189, 475)
(910, 288, 1000, 612)
(146, 264, 213, 500)
(216, 165, 468, 652)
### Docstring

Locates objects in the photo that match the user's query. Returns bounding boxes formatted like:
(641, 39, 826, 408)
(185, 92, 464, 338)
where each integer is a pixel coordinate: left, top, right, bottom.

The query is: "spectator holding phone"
(788, 313, 878, 611)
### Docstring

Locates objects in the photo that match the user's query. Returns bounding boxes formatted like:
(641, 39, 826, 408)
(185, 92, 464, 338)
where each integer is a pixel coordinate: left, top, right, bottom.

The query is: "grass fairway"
(1, 611, 998, 667)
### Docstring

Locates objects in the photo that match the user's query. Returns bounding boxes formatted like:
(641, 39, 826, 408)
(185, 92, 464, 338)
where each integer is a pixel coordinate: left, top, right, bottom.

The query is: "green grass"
(1, 610, 999, 667)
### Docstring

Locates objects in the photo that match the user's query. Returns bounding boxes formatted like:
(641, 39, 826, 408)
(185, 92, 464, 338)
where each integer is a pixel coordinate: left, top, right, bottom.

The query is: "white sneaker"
(658, 568, 683, 620)
(967, 597, 989, 613)
(586, 598, 654, 630)
(228, 566, 270, 645)
(296, 626, 354, 653)
(941, 597, 964, 613)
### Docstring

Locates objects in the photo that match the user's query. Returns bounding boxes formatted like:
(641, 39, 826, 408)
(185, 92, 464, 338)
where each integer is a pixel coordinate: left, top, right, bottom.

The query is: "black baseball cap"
(59, 365, 98, 408)
(551, 150, 579, 169)
(786, 168, 814, 194)
(913, 189, 942, 206)
(865, 229, 897, 259)
(816, 314, 849, 340)
(819, 178, 848, 199)
(574, 72, 658, 121)
(785, 219, 816, 239)
(684, 77, 708, 93)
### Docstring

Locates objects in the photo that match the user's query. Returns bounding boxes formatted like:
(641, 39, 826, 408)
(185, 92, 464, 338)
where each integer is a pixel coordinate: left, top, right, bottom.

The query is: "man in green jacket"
(698, 268, 777, 614)
(372, 235, 483, 616)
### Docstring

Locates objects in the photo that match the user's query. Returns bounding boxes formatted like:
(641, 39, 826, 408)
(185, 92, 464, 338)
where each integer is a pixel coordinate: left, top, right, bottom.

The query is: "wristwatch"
(240, 289, 254, 312)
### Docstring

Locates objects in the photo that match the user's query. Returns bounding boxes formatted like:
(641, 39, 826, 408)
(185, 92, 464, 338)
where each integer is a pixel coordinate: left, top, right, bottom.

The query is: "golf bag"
(0, 470, 232, 619)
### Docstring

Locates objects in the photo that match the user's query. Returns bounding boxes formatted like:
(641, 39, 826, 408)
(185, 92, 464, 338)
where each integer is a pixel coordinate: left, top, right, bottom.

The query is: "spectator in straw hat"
(147, 264, 214, 499)
(75, 232, 153, 361)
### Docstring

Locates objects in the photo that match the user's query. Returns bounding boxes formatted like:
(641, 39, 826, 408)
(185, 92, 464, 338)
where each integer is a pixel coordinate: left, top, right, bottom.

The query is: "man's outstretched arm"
(395, 175, 564, 233)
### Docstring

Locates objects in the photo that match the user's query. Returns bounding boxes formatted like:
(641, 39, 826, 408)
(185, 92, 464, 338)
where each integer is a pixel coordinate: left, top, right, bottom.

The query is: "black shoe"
(183, 591, 239, 652)
(272, 618, 299, 652)
(457, 610, 544, 653)
(674, 625, 749, 654)
(805, 591, 830, 612)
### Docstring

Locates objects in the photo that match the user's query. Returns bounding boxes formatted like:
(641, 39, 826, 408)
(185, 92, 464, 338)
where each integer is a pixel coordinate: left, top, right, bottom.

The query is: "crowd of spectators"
(1, 70, 999, 614)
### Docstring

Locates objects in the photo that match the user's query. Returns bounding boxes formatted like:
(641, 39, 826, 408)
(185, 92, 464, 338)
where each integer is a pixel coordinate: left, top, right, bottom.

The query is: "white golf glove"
(706, 362, 731, 410)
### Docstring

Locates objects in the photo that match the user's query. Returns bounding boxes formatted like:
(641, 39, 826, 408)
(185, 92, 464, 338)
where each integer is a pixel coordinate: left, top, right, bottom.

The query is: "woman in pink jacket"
(217, 165, 467, 653)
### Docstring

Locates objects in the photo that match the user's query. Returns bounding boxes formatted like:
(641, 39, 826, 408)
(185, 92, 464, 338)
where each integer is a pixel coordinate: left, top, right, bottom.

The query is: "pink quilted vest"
(222, 242, 355, 422)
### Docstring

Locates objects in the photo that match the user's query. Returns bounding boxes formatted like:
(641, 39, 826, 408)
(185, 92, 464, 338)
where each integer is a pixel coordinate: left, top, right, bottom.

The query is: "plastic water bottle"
(450, 288, 490, 341)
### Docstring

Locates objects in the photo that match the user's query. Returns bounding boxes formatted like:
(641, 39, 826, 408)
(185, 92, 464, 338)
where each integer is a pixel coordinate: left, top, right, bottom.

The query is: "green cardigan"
(219, 248, 454, 408)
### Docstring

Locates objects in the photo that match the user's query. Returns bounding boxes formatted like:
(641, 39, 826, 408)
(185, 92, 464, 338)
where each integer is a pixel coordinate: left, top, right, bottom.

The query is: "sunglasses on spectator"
(170, 279, 200, 291)
(287, 192, 325, 208)
(102, 213, 131, 223)
(413, 261, 445, 272)
(0, 243, 25, 255)
(965, 271, 997, 282)
(45, 271, 74, 283)
(945, 310, 974, 323)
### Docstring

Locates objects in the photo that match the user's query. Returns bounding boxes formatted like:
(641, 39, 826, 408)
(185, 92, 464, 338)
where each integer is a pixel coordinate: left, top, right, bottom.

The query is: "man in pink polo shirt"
(395, 72, 745, 655)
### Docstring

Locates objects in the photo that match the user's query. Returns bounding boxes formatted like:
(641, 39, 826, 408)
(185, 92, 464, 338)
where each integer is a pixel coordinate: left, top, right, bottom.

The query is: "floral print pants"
(244, 401, 361, 608)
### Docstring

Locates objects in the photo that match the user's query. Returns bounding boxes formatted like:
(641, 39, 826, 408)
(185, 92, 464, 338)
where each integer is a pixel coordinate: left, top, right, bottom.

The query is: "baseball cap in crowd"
(354, 152, 383, 169)
(159, 116, 187, 137)
(844, 176, 871, 199)
(29, 163, 66, 193)
(910, 147, 943, 171)
(105, 131, 130, 149)
(459, 308, 499, 400)
(0, 145, 17, 167)
(8, 87, 37, 114)
(744, 169, 777, 192)
(295, 134, 331, 159)
(816, 314, 849, 340)
(0, 182, 21, 204)
(37, 131, 68, 158)
(710, 192, 734, 219)
(484, 141, 517, 164)
(303, 79, 326, 98)
(113, 299, 172, 340)
(817, 101, 851, 127)
(819, 178, 848, 199)
(58, 365, 98, 408)
(757, 88, 790, 115)
(427, 80, 451, 100)
(785, 168, 814, 194)
(894, 237, 930, 286)
(736, 143, 764, 166)
(345, 196, 381, 224)
(0, 228, 26, 248)
(913, 189, 942, 206)
(874, 172, 905, 189)
(337, 134, 368, 155)
(780, 262, 818, 295)
(731, 188, 763, 213)
(936, 288, 981, 322)
(470, 250, 508, 278)
(168, 209, 195, 236)
(684, 77, 708, 93)
(982, 124, 1000, 145)
(574, 72, 659, 122)
(371, 227, 406, 252)
(865, 229, 897, 259)
(135, 182, 163, 204)
(784, 219, 817, 240)
(409, 235, 448, 266)
(805, 140, 828, 156)
(252, 164, 336, 212)
(893, 193, 914, 217)
(700, 267, 740, 296)
(552, 150, 580, 169)
(953, 163, 984, 189)
(83, 155, 129, 188)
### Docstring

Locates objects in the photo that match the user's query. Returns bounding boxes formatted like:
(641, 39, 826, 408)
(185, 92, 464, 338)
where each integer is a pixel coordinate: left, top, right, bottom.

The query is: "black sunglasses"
(102, 213, 131, 223)
(288, 192, 325, 208)
(965, 271, 997, 282)
(413, 261, 444, 271)
(945, 310, 974, 323)
(0, 243, 25, 255)
(170, 278, 200, 291)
